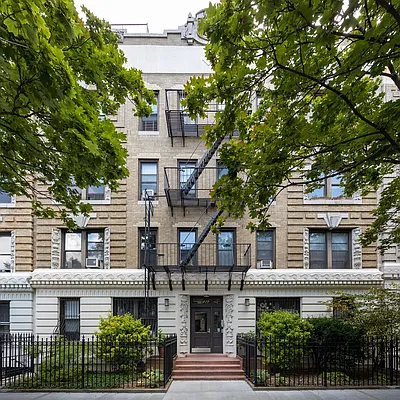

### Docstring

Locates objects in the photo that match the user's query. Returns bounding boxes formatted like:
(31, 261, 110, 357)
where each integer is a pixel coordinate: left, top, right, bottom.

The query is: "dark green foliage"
(185, 0, 400, 248)
(309, 317, 364, 372)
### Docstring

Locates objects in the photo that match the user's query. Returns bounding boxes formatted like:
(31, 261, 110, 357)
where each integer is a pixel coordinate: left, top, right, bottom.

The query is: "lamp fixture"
(245, 298, 250, 307)
(164, 298, 169, 307)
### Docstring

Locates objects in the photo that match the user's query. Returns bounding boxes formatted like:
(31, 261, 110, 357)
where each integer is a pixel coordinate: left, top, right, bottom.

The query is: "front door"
(191, 296, 223, 353)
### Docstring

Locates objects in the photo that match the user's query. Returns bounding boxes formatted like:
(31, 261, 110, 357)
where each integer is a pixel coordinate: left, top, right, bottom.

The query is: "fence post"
(323, 341, 327, 387)
(163, 338, 167, 388)
(253, 336, 258, 386)
(389, 337, 394, 386)
(81, 336, 85, 389)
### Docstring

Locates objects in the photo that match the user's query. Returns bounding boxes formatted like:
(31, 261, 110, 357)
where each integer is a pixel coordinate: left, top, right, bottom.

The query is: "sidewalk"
(1, 382, 400, 400)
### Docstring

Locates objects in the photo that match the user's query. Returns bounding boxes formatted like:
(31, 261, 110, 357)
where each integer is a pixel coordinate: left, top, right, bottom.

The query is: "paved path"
(1, 382, 400, 399)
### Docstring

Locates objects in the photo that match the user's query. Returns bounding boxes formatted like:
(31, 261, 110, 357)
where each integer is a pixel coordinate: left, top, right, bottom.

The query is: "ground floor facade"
(1, 267, 398, 356)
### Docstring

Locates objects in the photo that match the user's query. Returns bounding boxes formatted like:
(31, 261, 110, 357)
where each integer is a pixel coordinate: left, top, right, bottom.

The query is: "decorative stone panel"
(352, 228, 362, 269)
(104, 227, 111, 269)
(303, 228, 309, 269)
(51, 228, 61, 269)
(179, 295, 189, 355)
(224, 294, 235, 354)
(10, 230, 15, 273)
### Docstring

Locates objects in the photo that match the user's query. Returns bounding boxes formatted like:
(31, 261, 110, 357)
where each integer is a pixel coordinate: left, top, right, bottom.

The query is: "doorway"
(190, 296, 223, 353)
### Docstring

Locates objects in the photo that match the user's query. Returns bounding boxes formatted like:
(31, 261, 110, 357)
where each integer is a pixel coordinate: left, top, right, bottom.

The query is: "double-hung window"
(256, 230, 275, 269)
(69, 179, 106, 201)
(0, 301, 10, 334)
(141, 92, 158, 131)
(140, 161, 158, 199)
(60, 298, 80, 340)
(309, 230, 351, 269)
(0, 189, 12, 204)
(308, 174, 344, 199)
(63, 230, 104, 269)
(217, 230, 235, 266)
(0, 233, 12, 273)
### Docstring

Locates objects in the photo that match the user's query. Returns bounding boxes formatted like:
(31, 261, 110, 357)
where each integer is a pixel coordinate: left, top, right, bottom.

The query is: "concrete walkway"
(1, 382, 400, 399)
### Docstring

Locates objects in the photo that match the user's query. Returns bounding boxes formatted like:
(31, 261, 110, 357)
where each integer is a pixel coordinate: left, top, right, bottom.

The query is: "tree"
(331, 286, 400, 336)
(184, 0, 400, 248)
(0, 0, 153, 226)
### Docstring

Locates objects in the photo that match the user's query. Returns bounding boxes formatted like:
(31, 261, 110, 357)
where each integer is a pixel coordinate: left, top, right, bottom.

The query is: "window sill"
(138, 131, 160, 136)
(80, 199, 111, 205)
(138, 200, 159, 205)
(303, 198, 362, 205)
(0, 203, 16, 208)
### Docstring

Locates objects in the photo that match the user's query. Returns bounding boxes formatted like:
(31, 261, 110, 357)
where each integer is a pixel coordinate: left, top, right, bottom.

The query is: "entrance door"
(191, 296, 223, 353)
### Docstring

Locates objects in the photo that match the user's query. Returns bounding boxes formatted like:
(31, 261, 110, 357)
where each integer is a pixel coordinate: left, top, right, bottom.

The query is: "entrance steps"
(173, 354, 245, 380)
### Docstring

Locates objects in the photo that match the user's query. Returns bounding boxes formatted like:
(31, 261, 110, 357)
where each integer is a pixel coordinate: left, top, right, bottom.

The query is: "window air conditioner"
(142, 189, 155, 200)
(257, 259, 273, 269)
(86, 258, 102, 268)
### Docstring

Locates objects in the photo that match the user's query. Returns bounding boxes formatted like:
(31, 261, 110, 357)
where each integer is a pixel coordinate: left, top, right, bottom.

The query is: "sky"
(74, 1, 215, 33)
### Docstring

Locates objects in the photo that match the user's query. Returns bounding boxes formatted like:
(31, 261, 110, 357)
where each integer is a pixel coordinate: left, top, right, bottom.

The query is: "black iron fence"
(1, 334, 177, 389)
(237, 334, 400, 387)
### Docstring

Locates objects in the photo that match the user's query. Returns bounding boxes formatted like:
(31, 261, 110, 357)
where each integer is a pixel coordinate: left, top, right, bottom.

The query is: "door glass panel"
(179, 162, 196, 198)
(213, 310, 222, 333)
(218, 231, 234, 266)
(179, 230, 196, 265)
(194, 312, 208, 333)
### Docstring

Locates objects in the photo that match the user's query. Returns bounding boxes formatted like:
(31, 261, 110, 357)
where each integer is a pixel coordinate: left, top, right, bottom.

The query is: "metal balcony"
(164, 167, 227, 214)
(142, 243, 251, 275)
(165, 89, 224, 146)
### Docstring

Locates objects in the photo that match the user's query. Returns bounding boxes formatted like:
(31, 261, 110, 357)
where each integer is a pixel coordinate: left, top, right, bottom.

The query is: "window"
(256, 230, 275, 268)
(60, 298, 80, 340)
(68, 179, 106, 201)
(0, 301, 10, 334)
(0, 233, 12, 273)
(179, 161, 197, 198)
(308, 175, 344, 199)
(217, 230, 235, 266)
(179, 229, 197, 265)
(0, 189, 12, 204)
(309, 230, 351, 269)
(256, 298, 300, 325)
(113, 298, 158, 332)
(63, 230, 104, 269)
(141, 92, 158, 131)
(217, 161, 228, 180)
(139, 228, 157, 268)
(139, 161, 158, 198)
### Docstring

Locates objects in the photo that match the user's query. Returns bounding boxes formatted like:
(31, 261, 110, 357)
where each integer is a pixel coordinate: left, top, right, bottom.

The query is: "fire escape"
(142, 90, 252, 291)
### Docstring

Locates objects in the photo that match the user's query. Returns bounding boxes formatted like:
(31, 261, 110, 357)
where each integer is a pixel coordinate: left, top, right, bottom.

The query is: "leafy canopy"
(0, 0, 153, 226)
(331, 286, 400, 336)
(185, 0, 400, 248)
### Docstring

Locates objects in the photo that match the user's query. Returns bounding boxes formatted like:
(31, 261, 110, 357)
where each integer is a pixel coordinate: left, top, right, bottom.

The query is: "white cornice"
(382, 263, 400, 280)
(0, 272, 32, 290)
(28, 268, 383, 289)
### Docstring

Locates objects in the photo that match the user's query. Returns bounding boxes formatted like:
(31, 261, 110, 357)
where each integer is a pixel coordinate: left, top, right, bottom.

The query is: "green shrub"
(309, 318, 364, 372)
(322, 371, 351, 385)
(257, 311, 313, 372)
(95, 313, 151, 373)
(136, 369, 164, 388)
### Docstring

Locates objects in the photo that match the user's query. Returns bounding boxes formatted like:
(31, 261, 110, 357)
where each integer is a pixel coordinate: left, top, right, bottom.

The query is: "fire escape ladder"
(180, 208, 223, 270)
(181, 136, 225, 197)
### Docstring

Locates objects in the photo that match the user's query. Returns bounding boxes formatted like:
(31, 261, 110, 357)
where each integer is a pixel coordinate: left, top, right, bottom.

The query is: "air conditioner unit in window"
(86, 258, 102, 268)
(142, 189, 155, 200)
(257, 259, 273, 269)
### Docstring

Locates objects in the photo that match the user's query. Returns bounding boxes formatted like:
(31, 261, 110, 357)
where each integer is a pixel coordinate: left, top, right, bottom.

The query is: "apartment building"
(0, 10, 396, 356)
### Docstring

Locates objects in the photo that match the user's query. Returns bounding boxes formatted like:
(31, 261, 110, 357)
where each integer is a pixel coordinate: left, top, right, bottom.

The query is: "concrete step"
(173, 354, 245, 381)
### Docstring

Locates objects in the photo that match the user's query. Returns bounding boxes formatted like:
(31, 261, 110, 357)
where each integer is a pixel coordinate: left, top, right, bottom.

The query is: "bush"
(309, 318, 364, 372)
(321, 371, 351, 385)
(257, 311, 313, 372)
(95, 313, 151, 373)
